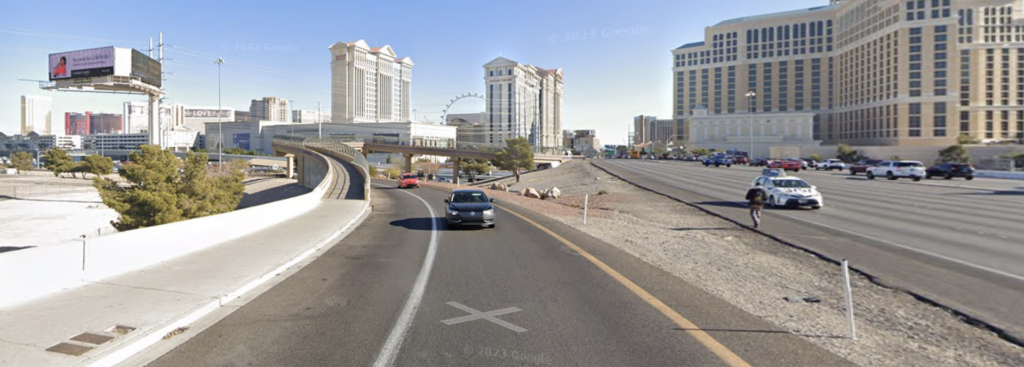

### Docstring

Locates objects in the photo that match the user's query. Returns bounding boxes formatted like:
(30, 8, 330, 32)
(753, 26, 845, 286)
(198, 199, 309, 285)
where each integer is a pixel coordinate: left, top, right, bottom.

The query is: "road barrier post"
(80, 236, 87, 272)
(842, 259, 857, 340)
(583, 194, 589, 225)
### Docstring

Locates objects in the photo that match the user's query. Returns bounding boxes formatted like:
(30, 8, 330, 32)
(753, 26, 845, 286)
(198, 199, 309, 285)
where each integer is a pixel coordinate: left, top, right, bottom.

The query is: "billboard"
(49, 47, 115, 81)
(233, 133, 251, 150)
(131, 49, 162, 88)
(184, 109, 231, 119)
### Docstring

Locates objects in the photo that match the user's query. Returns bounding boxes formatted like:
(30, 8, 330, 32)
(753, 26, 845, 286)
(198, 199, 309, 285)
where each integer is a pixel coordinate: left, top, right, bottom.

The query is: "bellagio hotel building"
(673, 0, 1024, 147)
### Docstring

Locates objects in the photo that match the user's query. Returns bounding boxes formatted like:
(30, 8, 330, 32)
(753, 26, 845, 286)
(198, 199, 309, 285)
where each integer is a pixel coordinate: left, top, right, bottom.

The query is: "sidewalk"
(0, 198, 370, 367)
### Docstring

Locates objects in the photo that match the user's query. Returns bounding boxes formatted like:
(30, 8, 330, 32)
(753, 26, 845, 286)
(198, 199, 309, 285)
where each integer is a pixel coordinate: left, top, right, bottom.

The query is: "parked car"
(752, 175, 823, 209)
(816, 159, 846, 171)
(849, 159, 883, 175)
(925, 163, 975, 180)
(397, 173, 421, 188)
(866, 161, 926, 181)
(436, 177, 452, 183)
(768, 159, 802, 171)
(750, 158, 770, 167)
(444, 189, 496, 228)
(801, 158, 818, 169)
(732, 156, 750, 165)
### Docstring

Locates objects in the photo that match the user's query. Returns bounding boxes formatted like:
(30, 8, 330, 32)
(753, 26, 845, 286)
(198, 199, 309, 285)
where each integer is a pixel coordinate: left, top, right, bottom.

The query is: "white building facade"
(21, 95, 52, 135)
(329, 40, 413, 124)
(483, 57, 563, 150)
(688, 107, 821, 158)
(292, 110, 331, 124)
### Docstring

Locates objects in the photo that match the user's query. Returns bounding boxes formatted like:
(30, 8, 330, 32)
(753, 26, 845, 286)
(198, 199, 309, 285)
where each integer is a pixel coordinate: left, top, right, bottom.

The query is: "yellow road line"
(496, 204, 753, 367)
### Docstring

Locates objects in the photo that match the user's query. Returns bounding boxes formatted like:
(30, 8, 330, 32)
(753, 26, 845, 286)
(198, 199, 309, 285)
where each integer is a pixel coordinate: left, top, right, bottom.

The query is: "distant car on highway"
(444, 189, 496, 228)
(398, 173, 420, 188)
(866, 161, 926, 181)
(750, 158, 769, 167)
(704, 155, 733, 167)
(816, 159, 846, 171)
(788, 158, 809, 170)
(849, 159, 883, 175)
(768, 159, 801, 171)
(436, 177, 452, 183)
(732, 156, 749, 165)
(752, 175, 823, 209)
(925, 163, 975, 180)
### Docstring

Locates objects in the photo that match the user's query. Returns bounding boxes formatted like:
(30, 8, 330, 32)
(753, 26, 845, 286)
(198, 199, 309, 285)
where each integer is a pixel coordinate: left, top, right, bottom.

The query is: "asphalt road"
(147, 179, 853, 366)
(595, 159, 1024, 344)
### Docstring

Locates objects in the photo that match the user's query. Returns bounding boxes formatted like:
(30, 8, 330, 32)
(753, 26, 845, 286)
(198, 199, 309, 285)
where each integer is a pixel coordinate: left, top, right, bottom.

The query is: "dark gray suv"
(444, 189, 496, 228)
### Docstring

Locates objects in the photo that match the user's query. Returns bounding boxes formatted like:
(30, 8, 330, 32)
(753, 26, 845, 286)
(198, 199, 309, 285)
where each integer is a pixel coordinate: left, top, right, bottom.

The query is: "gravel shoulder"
(425, 160, 1024, 367)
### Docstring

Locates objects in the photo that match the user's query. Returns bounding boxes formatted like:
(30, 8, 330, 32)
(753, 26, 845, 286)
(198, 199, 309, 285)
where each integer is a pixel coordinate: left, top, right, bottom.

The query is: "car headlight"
(448, 207, 459, 215)
(483, 209, 494, 216)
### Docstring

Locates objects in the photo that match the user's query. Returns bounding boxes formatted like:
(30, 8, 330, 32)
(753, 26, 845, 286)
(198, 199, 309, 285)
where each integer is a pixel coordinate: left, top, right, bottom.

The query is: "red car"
(398, 173, 420, 189)
(767, 159, 802, 171)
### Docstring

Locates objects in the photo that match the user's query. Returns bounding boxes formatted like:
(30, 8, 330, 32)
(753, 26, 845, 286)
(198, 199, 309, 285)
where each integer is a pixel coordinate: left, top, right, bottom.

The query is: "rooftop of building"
(714, 3, 839, 27)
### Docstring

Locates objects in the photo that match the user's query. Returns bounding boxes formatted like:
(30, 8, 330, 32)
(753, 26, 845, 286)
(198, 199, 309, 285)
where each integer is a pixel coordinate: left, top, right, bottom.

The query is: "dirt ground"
(425, 161, 1023, 367)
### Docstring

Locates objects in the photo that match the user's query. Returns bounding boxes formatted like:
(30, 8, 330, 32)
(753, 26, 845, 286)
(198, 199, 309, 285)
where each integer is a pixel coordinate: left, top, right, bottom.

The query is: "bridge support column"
(404, 153, 413, 174)
(284, 153, 295, 179)
(452, 157, 461, 185)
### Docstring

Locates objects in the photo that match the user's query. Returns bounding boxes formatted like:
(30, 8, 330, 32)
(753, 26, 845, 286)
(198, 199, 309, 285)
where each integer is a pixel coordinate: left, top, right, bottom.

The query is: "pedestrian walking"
(745, 182, 765, 228)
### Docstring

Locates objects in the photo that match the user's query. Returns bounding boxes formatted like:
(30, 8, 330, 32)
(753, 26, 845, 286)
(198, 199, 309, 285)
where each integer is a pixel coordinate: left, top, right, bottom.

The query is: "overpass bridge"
(358, 141, 570, 184)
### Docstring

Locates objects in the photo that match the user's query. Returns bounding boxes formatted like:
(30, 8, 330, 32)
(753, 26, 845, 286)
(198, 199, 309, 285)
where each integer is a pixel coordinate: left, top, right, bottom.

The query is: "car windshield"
(772, 179, 811, 188)
(402, 174, 417, 179)
(451, 192, 489, 203)
(896, 162, 924, 168)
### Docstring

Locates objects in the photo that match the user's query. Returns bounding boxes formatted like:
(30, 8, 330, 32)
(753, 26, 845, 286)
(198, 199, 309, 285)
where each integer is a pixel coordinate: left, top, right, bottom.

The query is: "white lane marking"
(441, 301, 527, 333)
(372, 184, 440, 367)
(601, 162, 1024, 283)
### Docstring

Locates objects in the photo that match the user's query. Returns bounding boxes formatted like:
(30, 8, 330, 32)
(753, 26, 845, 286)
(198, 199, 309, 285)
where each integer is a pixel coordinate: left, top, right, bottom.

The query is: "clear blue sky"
(0, 0, 824, 145)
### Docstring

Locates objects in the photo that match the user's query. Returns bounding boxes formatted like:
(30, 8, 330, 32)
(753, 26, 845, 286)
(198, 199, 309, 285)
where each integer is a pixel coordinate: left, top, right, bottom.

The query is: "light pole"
(745, 90, 756, 159)
(317, 101, 322, 138)
(215, 57, 225, 167)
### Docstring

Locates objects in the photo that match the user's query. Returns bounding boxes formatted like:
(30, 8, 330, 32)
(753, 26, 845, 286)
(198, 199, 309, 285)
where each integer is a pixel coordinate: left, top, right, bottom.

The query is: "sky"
(0, 0, 825, 145)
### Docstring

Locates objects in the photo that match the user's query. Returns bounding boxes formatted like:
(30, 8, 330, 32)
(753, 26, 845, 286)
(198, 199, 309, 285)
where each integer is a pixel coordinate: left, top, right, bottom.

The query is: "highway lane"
(596, 159, 1024, 344)
(147, 179, 852, 366)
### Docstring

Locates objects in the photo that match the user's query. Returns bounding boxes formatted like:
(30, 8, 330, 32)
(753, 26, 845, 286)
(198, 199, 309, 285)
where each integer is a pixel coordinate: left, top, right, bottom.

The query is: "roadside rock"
(490, 183, 508, 191)
(522, 187, 541, 199)
(545, 187, 561, 199)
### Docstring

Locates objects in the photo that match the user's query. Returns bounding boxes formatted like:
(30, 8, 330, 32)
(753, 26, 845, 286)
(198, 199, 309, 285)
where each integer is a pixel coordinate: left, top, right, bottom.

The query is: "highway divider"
(0, 150, 335, 309)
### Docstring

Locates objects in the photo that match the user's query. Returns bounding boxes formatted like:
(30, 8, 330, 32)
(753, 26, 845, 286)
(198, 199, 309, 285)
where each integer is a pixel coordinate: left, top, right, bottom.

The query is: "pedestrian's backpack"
(751, 189, 764, 204)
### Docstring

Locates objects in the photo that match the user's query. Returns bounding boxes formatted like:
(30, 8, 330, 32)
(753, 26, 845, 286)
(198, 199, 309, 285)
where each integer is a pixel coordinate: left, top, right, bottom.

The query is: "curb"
(81, 201, 373, 367)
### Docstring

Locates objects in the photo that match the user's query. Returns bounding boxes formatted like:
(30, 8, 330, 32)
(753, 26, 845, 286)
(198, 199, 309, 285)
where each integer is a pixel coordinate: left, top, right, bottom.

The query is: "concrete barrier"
(974, 170, 1024, 180)
(0, 151, 334, 309)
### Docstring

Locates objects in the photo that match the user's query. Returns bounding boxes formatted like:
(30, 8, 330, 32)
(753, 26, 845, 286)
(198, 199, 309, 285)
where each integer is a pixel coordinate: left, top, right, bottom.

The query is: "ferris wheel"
(440, 92, 484, 125)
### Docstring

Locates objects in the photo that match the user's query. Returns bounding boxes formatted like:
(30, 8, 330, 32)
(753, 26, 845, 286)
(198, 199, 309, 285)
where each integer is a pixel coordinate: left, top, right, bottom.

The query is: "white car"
(866, 161, 925, 181)
(816, 159, 846, 171)
(752, 175, 823, 209)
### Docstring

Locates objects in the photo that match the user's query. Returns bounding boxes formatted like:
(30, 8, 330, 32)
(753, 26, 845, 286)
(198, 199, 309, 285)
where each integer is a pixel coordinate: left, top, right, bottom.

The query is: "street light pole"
(215, 57, 225, 168)
(318, 101, 322, 138)
(745, 91, 756, 159)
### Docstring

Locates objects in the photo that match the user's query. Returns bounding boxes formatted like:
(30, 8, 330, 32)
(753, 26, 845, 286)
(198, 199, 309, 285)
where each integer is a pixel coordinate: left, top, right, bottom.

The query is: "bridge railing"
(273, 136, 371, 200)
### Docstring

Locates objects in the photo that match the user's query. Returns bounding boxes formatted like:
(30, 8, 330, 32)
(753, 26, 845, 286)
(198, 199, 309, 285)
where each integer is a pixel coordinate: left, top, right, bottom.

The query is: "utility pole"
(215, 57, 225, 168)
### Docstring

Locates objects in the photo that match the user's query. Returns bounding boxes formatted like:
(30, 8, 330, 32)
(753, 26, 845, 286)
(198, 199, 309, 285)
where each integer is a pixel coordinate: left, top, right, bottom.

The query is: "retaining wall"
(0, 151, 333, 308)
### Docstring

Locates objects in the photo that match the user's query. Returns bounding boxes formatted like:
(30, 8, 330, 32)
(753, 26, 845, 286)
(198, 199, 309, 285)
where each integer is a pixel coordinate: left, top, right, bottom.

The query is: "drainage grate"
(70, 332, 114, 346)
(45, 342, 93, 356)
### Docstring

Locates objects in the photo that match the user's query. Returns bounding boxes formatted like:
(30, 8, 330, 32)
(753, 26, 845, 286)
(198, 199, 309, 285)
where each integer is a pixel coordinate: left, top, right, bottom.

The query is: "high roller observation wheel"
(440, 92, 485, 125)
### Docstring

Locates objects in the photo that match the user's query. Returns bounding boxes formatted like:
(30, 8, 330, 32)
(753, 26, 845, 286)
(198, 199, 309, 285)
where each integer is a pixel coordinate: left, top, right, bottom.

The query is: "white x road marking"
(441, 301, 527, 333)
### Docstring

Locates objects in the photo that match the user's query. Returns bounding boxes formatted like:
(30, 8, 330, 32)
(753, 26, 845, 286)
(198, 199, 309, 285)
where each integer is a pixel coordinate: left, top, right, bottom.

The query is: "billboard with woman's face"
(48, 47, 115, 81)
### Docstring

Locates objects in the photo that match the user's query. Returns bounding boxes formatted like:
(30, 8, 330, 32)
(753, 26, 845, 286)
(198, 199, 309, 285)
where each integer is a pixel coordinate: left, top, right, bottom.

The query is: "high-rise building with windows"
(329, 40, 413, 123)
(483, 57, 563, 150)
(673, 0, 1024, 148)
(21, 95, 52, 135)
(250, 97, 290, 123)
